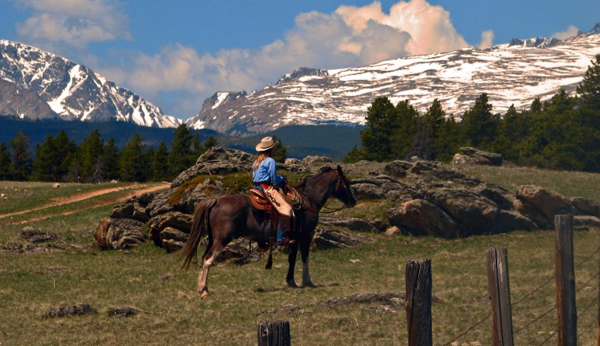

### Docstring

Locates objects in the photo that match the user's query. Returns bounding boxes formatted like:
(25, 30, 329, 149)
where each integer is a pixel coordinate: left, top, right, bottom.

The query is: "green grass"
(0, 181, 135, 215)
(0, 166, 599, 345)
(451, 164, 600, 200)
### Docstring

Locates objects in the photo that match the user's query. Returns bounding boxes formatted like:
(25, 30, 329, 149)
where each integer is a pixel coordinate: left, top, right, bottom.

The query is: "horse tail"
(179, 198, 217, 271)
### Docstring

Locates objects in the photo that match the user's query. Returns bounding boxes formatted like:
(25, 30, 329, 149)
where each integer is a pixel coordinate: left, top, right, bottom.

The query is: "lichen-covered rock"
(94, 218, 146, 250)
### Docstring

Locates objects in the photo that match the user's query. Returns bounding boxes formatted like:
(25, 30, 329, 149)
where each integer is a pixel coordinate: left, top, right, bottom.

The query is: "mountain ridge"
(0, 39, 181, 128)
(186, 24, 600, 136)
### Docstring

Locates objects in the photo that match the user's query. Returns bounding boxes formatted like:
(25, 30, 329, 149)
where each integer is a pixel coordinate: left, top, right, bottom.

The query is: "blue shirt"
(253, 157, 283, 187)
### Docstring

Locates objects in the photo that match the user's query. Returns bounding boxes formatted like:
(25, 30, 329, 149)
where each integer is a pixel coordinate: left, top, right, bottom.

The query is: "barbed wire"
(513, 305, 556, 335)
(512, 273, 554, 307)
(574, 244, 600, 270)
(577, 317, 598, 340)
(577, 294, 598, 319)
(440, 311, 491, 346)
(537, 329, 557, 346)
(439, 241, 598, 345)
(576, 271, 599, 294)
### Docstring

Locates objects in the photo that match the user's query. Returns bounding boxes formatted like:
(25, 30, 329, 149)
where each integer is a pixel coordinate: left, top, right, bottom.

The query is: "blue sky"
(1, 0, 599, 121)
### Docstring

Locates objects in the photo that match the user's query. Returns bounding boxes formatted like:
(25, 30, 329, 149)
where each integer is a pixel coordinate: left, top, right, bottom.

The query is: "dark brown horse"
(179, 165, 357, 298)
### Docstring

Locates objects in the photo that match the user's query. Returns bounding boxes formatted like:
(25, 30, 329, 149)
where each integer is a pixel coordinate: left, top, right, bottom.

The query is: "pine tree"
(79, 129, 105, 182)
(360, 97, 398, 161)
(120, 133, 147, 182)
(572, 56, 600, 171)
(102, 138, 120, 181)
(576, 54, 600, 110)
(202, 136, 218, 153)
(461, 93, 498, 150)
(418, 99, 446, 160)
(10, 131, 32, 181)
(434, 117, 462, 162)
(153, 142, 170, 181)
(55, 131, 78, 182)
(391, 100, 419, 159)
(31, 135, 56, 181)
(169, 124, 194, 176)
(272, 135, 287, 163)
(144, 146, 155, 182)
(0, 142, 13, 180)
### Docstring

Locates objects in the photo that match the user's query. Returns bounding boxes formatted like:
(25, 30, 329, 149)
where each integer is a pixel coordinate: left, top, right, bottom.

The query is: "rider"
(252, 136, 294, 244)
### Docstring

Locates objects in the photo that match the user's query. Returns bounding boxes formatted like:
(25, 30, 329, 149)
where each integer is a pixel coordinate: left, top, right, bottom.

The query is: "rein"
(298, 169, 351, 214)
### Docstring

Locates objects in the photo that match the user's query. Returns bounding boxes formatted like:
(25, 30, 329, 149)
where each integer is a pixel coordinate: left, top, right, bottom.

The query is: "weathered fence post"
(406, 259, 433, 346)
(555, 214, 577, 346)
(257, 320, 291, 346)
(486, 247, 515, 346)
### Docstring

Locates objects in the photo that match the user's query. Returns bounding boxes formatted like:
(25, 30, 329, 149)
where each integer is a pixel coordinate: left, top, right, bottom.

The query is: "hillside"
(187, 24, 600, 136)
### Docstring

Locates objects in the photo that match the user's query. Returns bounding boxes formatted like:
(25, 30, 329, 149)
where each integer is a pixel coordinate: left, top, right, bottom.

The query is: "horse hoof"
(199, 290, 210, 298)
(303, 282, 317, 288)
(286, 281, 298, 288)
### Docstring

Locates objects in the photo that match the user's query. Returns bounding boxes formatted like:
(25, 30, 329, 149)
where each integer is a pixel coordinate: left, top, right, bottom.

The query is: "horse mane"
(295, 166, 334, 189)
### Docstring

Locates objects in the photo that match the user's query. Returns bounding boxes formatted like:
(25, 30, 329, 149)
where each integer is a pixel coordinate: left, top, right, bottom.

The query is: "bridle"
(301, 169, 354, 214)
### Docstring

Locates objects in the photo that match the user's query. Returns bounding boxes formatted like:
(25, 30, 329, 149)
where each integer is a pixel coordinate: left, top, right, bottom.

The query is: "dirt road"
(0, 183, 170, 225)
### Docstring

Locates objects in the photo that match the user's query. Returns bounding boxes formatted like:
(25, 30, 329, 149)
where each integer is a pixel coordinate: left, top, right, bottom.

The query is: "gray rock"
(94, 218, 146, 250)
(453, 147, 503, 166)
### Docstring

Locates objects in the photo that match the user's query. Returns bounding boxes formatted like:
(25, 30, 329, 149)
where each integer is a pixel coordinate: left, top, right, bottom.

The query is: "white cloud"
(551, 25, 580, 40)
(12, 0, 131, 50)
(10, 0, 476, 119)
(110, 0, 472, 119)
(478, 30, 494, 49)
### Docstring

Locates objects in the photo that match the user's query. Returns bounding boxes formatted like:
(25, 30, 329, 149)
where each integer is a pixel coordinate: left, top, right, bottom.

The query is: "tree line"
(0, 124, 218, 183)
(344, 55, 600, 173)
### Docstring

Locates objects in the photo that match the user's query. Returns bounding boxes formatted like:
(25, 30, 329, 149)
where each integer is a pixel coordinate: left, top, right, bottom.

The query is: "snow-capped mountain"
(0, 40, 181, 128)
(187, 24, 600, 137)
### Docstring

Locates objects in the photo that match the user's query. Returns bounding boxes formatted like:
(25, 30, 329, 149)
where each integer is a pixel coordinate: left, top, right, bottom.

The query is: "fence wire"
(438, 239, 599, 345)
(440, 311, 491, 346)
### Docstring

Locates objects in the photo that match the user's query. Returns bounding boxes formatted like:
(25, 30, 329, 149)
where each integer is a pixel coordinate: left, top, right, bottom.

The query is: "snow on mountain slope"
(0, 40, 181, 128)
(187, 25, 600, 137)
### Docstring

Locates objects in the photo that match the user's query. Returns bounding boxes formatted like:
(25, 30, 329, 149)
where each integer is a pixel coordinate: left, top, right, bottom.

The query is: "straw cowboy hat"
(255, 136, 278, 152)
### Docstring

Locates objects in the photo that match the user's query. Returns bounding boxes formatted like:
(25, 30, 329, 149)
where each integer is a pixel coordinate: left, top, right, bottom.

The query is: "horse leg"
(197, 245, 223, 298)
(285, 241, 299, 288)
(300, 240, 316, 288)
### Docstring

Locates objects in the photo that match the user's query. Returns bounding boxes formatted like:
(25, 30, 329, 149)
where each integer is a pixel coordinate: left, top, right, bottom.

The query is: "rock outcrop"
(96, 147, 600, 251)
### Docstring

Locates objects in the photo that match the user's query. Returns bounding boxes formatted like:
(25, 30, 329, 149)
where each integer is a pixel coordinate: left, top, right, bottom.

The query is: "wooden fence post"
(486, 247, 514, 346)
(555, 214, 577, 346)
(406, 259, 433, 346)
(257, 320, 291, 346)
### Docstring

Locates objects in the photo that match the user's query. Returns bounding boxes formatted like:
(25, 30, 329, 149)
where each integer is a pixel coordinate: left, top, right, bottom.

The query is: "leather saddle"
(249, 188, 272, 212)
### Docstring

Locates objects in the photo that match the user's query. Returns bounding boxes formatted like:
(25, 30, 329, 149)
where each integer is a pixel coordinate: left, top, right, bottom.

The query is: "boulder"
(171, 147, 255, 188)
(312, 228, 373, 250)
(515, 185, 576, 228)
(94, 218, 146, 250)
(159, 227, 190, 253)
(20, 227, 58, 243)
(147, 211, 193, 247)
(452, 147, 503, 166)
(319, 216, 381, 232)
(388, 199, 463, 238)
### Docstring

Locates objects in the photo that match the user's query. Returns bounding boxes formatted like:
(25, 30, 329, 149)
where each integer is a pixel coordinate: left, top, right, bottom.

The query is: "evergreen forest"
(0, 124, 218, 183)
(1, 55, 600, 182)
(344, 54, 600, 173)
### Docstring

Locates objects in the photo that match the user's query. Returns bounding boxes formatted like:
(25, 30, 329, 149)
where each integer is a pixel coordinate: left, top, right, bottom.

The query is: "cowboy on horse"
(252, 136, 295, 245)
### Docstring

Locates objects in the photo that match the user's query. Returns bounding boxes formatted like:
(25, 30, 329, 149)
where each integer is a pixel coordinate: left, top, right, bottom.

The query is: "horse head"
(333, 165, 357, 208)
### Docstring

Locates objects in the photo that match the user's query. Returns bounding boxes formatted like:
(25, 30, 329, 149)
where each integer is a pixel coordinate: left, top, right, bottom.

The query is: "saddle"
(248, 184, 301, 240)
(247, 184, 302, 270)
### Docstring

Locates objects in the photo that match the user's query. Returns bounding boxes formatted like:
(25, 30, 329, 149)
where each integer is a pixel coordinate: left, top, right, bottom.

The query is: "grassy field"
(0, 165, 599, 346)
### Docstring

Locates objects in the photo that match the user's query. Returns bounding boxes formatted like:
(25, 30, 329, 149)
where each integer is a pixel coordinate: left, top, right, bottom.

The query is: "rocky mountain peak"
(0, 40, 181, 128)
(186, 25, 600, 137)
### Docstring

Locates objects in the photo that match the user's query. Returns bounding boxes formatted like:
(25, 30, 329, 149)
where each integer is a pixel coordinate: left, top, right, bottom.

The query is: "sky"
(1, 0, 599, 121)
